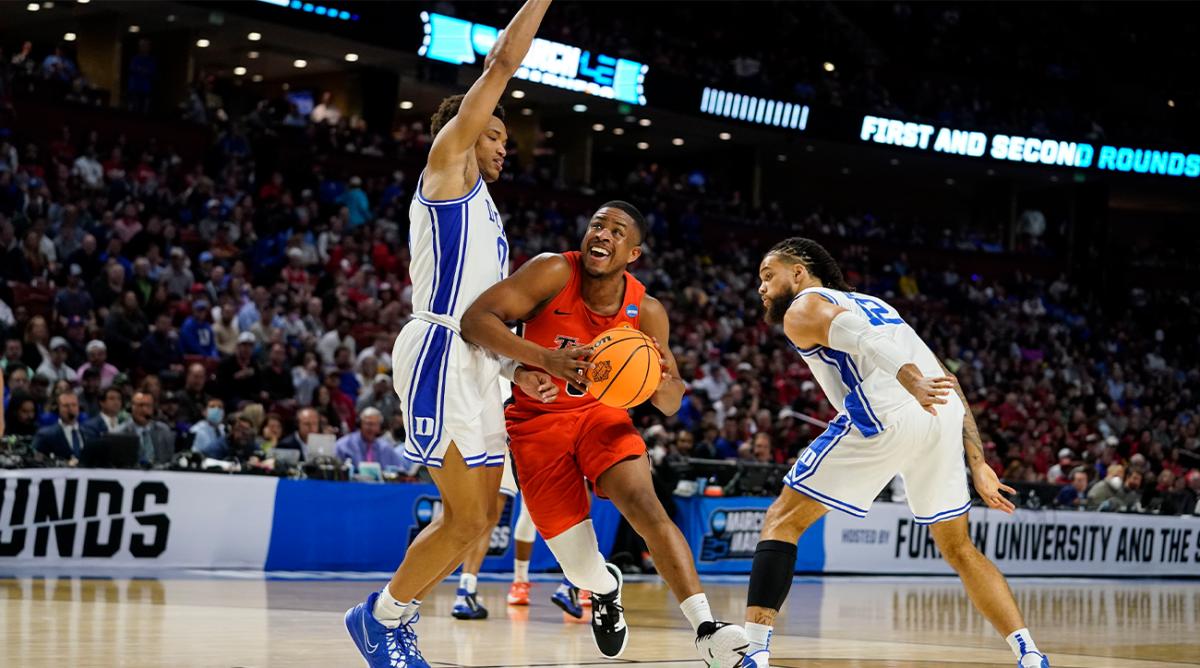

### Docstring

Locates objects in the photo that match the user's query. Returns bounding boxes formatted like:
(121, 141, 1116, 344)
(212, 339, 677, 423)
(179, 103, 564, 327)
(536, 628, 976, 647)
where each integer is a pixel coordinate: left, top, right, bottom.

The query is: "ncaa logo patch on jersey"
(625, 303, 639, 318)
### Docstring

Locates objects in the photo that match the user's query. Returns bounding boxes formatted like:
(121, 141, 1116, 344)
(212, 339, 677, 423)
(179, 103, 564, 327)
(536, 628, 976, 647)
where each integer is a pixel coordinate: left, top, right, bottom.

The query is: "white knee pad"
(544, 520, 618, 595)
(514, 496, 537, 544)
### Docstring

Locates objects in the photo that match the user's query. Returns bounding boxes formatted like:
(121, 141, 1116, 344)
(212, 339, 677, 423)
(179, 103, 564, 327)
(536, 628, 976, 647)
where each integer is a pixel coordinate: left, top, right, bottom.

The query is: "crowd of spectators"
(0, 48, 1197, 516)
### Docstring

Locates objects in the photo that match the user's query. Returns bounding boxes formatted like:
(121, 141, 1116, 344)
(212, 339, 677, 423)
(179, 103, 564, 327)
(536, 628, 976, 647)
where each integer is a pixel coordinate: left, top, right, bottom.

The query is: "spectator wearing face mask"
(189, 397, 226, 458)
(1086, 463, 1134, 512)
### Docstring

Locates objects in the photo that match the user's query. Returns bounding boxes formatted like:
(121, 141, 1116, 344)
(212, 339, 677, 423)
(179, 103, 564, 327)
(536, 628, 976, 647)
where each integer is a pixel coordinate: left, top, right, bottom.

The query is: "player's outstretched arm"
(784, 294, 954, 413)
(427, 0, 551, 173)
(638, 296, 684, 415)
(938, 361, 1017, 513)
(461, 253, 592, 385)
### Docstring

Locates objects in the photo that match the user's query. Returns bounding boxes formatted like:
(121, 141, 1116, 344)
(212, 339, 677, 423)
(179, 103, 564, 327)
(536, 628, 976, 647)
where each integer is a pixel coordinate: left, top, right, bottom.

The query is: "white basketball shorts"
(392, 318, 506, 469)
(784, 399, 971, 524)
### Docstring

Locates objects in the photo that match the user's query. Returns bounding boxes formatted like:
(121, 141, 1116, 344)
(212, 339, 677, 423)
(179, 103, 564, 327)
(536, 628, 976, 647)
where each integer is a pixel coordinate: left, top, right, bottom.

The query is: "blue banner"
(675, 496, 826, 574)
(265, 480, 621, 573)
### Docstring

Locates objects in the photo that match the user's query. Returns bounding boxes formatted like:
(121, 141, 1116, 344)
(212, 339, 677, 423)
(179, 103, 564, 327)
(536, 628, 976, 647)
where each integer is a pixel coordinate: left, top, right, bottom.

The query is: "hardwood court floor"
(2, 573, 1198, 667)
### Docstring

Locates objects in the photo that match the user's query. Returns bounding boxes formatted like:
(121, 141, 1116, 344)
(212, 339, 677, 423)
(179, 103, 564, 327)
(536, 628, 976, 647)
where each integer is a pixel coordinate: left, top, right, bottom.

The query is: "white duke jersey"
(408, 175, 509, 331)
(791, 287, 958, 438)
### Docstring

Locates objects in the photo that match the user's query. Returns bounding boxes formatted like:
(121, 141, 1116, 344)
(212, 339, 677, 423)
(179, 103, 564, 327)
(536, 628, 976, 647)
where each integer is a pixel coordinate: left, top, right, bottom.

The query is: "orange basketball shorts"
(505, 404, 645, 540)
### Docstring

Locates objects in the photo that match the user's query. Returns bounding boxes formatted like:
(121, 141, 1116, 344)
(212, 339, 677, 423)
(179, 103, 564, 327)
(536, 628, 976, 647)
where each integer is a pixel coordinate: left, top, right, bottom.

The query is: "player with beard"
(740, 237, 1049, 668)
(461, 202, 750, 665)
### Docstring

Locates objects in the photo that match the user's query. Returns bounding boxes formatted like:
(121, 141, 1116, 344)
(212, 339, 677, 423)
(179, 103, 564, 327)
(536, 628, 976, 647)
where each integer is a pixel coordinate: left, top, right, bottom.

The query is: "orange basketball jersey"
(509, 251, 646, 415)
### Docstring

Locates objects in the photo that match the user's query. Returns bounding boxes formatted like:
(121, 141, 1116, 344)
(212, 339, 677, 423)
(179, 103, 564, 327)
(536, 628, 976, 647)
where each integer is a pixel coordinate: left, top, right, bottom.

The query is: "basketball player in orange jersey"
(462, 202, 750, 665)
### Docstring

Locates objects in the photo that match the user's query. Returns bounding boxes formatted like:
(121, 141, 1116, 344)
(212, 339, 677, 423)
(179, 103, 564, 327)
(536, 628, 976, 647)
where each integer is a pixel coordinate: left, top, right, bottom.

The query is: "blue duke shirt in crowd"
(335, 431, 406, 469)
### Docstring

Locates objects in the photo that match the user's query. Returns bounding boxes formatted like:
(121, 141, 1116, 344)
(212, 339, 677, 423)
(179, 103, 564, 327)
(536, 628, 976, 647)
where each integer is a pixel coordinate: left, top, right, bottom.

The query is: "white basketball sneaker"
(695, 621, 751, 668)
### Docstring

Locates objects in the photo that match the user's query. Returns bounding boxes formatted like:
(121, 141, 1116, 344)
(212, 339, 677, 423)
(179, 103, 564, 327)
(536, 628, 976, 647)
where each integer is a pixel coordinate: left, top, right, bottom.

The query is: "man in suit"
(33, 390, 84, 461)
(82, 386, 126, 440)
(113, 391, 176, 466)
(277, 406, 318, 461)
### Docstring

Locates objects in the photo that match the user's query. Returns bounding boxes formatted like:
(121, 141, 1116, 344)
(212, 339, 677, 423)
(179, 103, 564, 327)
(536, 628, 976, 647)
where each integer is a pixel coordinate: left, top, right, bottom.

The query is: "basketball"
(586, 326, 662, 408)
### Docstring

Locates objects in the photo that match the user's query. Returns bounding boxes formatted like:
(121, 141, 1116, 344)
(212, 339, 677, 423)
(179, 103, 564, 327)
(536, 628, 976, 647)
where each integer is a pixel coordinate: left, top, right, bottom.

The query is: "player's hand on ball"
(540, 344, 594, 394)
(649, 336, 669, 381)
(971, 462, 1017, 514)
(514, 367, 559, 403)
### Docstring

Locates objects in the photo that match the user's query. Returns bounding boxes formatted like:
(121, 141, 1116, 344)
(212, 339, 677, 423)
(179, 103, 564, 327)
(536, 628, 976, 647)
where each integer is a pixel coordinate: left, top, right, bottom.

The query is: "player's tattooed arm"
(638, 296, 684, 415)
(938, 360, 1016, 513)
(461, 253, 592, 388)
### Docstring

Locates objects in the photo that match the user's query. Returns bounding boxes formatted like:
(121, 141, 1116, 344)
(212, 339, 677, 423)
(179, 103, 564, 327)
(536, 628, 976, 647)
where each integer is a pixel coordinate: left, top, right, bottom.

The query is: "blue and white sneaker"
(551, 580, 584, 619)
(1019, 652, 1050, 668)
(451, 588, 489, 620)
(344, 592, 428, 668)
(740, 649, 770, 668)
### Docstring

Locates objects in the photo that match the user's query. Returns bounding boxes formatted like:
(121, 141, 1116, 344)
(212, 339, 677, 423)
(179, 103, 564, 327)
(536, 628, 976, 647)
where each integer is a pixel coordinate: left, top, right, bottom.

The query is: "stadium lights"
(26, 3, 39, 12)
(572, 104, 588, 112)
(196, 39, 210, 48)
(76, 0, 89, 3)
(823, 61, 835, 72)
(1168, 99, 1176, 108)
(293, 59, 307, 68)
(234, 67, 247, 76)
(248, 32, 262, 41)
(613, 128, 625, 136)
(638, 118, 651, 127)
(63, 32, 76, 42)
(700, 87, 810, 131)
(344, 53, 359, 62)
(167, 14, 176, 22)
(592, 123, 605, 132)
(399, 100, 414, 110)
(777, 154, 787, 161)
(128, 25, 140, 33)
(511, 90, 526, 99)
(520, 108, 533, 116)
(719, 132, 732, 141)
(251, 74, 264, 82)
(545, 131, 554, 138)
(671, 138, 684, 146)
(637, 142, 649, 150)
(248, 51, 260, 59)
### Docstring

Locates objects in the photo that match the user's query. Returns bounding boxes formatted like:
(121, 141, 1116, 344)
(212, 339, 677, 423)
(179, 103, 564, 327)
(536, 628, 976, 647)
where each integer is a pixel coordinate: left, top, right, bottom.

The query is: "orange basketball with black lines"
(586, 326, 661, 409)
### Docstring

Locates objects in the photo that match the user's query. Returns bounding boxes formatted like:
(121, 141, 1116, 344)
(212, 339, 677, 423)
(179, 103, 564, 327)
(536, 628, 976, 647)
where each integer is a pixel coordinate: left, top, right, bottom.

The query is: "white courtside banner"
(0, 469, 277, 568)
(823, 502, 1200, 576)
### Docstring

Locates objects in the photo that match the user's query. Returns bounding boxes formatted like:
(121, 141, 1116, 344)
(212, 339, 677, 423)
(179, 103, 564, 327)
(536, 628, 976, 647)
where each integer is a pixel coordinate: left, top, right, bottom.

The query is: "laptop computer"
(305, 434, 337, 460)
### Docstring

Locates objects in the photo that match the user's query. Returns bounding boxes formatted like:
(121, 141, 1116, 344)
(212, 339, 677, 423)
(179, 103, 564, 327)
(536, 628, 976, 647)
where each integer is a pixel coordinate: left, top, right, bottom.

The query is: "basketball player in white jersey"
(345, 3, 577, 666)
(740, 238, 1050, 668)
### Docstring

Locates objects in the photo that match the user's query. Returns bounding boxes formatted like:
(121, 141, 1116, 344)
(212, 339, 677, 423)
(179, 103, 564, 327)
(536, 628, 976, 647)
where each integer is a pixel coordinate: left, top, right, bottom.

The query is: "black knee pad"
(746, 540, 798, 611)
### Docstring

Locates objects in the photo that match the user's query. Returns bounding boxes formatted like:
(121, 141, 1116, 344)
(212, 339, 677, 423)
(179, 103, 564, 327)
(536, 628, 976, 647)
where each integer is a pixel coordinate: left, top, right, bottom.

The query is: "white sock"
(400, 598, 421, 624)
(679, 593, 714, 632)
(1006, 628, 1040, 658)
(373, 587, 406, 629)
(459, 572, 478, 594)
(746, 622, 772, 653)
(514, 560, 530, 583)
